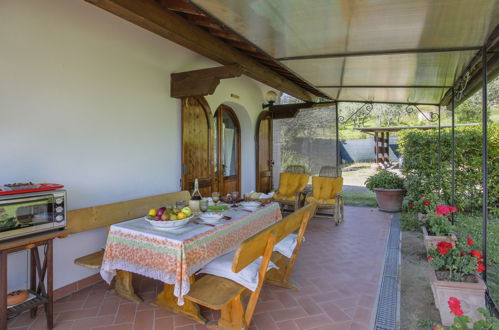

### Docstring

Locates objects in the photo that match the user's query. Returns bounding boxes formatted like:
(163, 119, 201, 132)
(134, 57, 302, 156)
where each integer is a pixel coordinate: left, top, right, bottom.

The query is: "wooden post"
(386, 132, 390, 163)
(374, 132, 379, 164)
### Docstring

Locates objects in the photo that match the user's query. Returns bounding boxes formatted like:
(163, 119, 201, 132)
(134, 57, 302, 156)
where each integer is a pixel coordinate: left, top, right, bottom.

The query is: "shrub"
(365, 170, 405, 191)
(398, 125, 498, 214)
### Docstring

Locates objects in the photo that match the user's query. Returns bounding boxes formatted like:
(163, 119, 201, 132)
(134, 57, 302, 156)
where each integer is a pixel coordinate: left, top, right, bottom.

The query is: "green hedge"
(398, 125, 498, 213)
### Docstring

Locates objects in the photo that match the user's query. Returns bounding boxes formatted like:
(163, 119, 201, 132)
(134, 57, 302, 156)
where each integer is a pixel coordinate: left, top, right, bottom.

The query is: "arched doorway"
(213, 104, 241, 195)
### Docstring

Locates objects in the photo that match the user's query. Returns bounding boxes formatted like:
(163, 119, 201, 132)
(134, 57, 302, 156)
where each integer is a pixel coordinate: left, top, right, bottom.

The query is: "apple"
(157, 207, 167, 216)
(155, 215, 161, 220)
(161, 214, 168, 221)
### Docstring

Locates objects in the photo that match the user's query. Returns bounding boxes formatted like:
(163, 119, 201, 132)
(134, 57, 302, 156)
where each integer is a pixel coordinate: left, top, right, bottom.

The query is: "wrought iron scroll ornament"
(404, 104, 439, 122)
(339, 102, 374, 124)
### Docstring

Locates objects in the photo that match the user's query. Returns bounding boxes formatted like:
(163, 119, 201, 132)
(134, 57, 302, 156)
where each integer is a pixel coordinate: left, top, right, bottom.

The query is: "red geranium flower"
(421, 194, 425, 198)
(409, 203, 415, 209)
(461, 251, 466, 256)
(427, 256, 433, 261)
(423, 200, 430, 206)
(466, 237, 473, 246)
(477, 261, 486, 273)
(437, 241, 453, 249)
(448, 297, 464, 316)
(470, 250, 482, 260)
(449, 206, 457, 213)
(435, 205, 451, 216)
(436, 241, 453, 255)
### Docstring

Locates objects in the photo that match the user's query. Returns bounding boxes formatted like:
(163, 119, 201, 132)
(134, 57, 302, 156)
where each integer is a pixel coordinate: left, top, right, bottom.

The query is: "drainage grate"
(373, 213, 401, 330)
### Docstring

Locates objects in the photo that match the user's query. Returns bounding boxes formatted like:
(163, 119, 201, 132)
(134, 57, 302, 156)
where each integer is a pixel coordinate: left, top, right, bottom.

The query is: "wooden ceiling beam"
(208, 29, 243, 42)
(171, 64, 243, 98)
(84, 0, 316, 102)
(157, 0, 204, 16)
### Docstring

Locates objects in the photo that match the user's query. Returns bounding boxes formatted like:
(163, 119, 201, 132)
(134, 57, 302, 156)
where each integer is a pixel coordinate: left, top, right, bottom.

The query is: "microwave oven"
(0, 190, 66, 241)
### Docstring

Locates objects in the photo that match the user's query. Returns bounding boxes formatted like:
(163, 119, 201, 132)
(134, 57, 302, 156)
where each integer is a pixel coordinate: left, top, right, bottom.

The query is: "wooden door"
(214, 105, 241, 195)
(181, 97, 214, 196)
(256, 111, 273, 193)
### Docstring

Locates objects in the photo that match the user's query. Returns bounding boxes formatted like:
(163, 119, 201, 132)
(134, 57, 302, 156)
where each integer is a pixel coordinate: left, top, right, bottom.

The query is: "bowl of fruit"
(145, 206, 193, 229)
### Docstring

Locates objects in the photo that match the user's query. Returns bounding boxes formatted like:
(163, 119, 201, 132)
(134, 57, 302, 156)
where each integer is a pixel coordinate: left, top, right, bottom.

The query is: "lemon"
(181, 207, 191, 217)
(148, 208, 157, 217)
(177, 212, 187, 220)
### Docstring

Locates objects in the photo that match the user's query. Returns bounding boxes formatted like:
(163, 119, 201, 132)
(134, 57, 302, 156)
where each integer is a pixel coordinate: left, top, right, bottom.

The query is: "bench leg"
(152, 275, 206, 325)
(114, 270, 142, 303)
(264, 256, 299, 290)
(218, 294, 246, 330)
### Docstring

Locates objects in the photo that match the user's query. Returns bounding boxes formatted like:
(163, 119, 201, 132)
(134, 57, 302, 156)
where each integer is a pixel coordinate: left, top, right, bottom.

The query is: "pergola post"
(438, 106, 441, 193)
(336, 104, 340, 167)
(481, 46, 488, 283)
(451, 88, 455, 224)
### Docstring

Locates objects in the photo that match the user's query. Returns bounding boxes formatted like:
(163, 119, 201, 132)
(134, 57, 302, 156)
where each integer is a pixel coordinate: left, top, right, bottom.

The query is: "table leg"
(45, 240, 53, 329)
(152, 276, 206, 324)
(0, 250, 7, 330)
(114, 270, 142, 303)
(30, 248, 37, 318)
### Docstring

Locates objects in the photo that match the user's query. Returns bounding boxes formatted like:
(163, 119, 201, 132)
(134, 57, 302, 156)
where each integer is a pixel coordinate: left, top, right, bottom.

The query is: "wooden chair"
(265, 202, 317, 289)
(185, 227, 277, 329)
(285, 165, 306, 174)
(306, 176, 344, 225)
(273, 172, 310, 212)
(319, 165, 342, 178)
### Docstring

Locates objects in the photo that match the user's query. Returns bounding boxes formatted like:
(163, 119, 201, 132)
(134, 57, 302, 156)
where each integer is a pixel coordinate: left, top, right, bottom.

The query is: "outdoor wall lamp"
(262, 90, 278, 109)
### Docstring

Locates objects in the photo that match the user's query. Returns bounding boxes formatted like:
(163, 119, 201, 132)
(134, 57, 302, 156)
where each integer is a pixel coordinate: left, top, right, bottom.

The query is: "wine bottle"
(191, 179, 202, 200)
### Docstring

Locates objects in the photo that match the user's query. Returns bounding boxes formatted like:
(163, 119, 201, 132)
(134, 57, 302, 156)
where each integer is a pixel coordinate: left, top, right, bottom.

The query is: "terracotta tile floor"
(8, 207, 391, 330)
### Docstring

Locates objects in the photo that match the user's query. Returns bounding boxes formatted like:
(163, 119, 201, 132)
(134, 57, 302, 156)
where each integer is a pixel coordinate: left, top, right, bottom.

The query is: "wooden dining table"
(100, 202, 282, 323)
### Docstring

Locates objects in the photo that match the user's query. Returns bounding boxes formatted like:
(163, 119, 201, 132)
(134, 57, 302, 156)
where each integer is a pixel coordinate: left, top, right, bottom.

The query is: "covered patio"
(1, 0, 498, 329)
(7, 207, 391, 330)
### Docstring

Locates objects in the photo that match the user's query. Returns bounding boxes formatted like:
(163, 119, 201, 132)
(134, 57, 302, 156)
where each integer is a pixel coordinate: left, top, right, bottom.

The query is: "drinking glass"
(212, 192, 220, 204)
(199, 200, 208, 212)
(230, 191, 239, 202)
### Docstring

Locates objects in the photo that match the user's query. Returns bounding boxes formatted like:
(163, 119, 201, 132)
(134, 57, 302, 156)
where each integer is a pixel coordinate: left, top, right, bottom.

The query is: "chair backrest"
(231, 226, 277, 326)
(270, 202, 317, 244)
(312, 176, 343, 199)
(277, 173, 309, 196)
(285, 165, 306, 174)
(319, 166, 342, 178)
(67, 190, 191, 233)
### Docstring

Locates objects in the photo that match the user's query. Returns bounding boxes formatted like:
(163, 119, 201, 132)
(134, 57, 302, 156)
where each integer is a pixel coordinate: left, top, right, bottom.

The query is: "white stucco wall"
(0, 0, 269, 291)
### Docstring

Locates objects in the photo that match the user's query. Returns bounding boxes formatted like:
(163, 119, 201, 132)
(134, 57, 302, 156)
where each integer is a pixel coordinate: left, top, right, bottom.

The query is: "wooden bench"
(185, 221, 277, 329)
(265, 202, 317, 289)
(185, 202, 316, 329)
(68, 190, 191, 302)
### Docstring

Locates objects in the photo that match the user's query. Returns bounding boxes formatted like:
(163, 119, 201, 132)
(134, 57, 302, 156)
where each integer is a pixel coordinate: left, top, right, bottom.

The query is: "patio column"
(438, 106, 441, 192)
(336, 104, 340, 167)
(481, 46, 488, 282)
(451, 88, 455, 224)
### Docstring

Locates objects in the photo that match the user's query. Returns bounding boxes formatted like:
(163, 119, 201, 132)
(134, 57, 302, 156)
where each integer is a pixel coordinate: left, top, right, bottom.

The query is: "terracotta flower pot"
(422, 226, 457, 252)
(428, 267, 486, 326)
(373, 188, 405, 212)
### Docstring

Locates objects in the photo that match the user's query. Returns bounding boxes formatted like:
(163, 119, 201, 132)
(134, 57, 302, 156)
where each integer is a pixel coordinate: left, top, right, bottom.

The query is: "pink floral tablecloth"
(100, 203, 282, 304)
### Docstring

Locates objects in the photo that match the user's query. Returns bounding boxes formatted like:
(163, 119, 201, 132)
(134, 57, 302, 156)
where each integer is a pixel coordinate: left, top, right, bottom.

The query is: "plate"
(145, 215, 192, 229)
(198, 212, 224, 224)
(240, 201, 261, 208)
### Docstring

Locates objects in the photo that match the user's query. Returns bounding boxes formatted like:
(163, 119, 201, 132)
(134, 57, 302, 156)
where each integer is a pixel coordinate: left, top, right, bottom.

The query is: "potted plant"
(365, 170, 405, 212)
(422, 211, 457, 251)
(433, 297, 498, 329)
(427, 237, 487, 326)
(409, 192, 442, 221)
